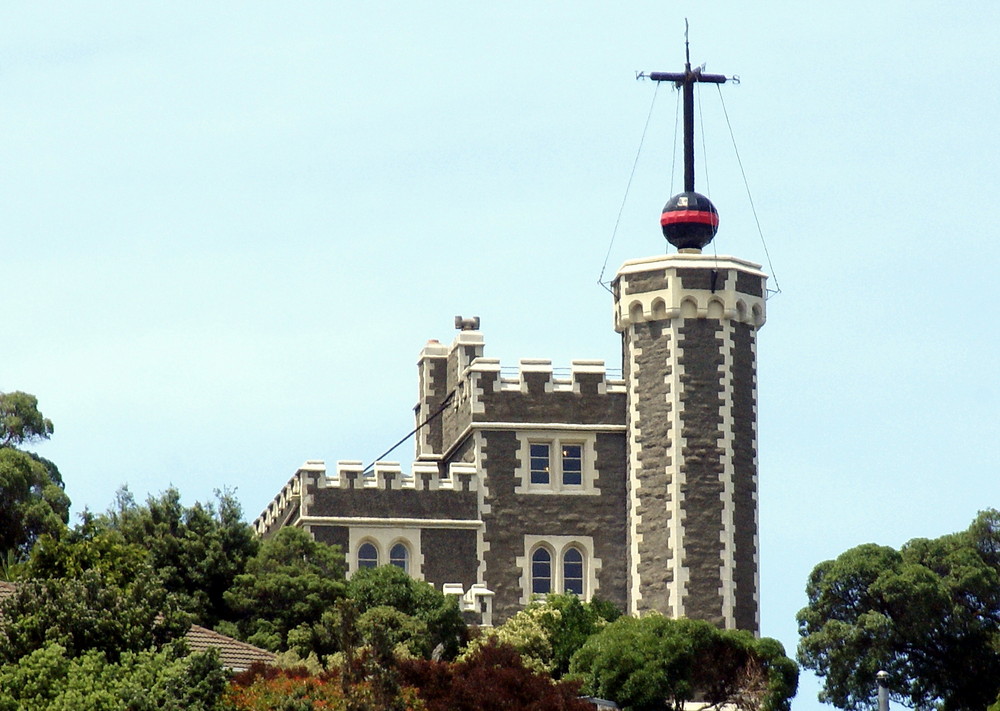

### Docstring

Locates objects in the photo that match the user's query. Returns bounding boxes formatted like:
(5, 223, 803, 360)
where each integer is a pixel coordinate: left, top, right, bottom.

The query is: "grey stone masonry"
(254, 327, 629, 625)
(613, 253, 766, 633)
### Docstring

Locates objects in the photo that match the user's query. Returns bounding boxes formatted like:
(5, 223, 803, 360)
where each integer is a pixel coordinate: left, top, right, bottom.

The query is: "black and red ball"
(660, 192, 719, 250)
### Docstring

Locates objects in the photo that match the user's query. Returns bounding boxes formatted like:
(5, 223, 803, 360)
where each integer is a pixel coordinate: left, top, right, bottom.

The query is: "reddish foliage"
(399, 639, 593, 711)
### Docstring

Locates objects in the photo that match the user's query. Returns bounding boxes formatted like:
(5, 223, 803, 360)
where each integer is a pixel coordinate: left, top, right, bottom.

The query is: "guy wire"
(716, 84, 781, 295)
(597, 82, 661, 292)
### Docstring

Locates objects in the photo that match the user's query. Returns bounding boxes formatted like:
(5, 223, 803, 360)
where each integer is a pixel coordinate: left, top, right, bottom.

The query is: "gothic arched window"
(389, 542, 409, 573)
(531, 547, 552, 595)
(562, 546, 584, 595)
(358, 542, 379, 569)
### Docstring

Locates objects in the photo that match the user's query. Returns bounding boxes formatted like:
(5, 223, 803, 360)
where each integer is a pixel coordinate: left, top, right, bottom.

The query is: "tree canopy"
(570, 614, 798, 711)
(0, 391, 53, 449)
(797, 509, 1000, 711)
(101, 487, 259, 628)
(346, 565, 466, 660)
(224, 526, 346, 653)
(0, 391, 69, 564)
(0, 642, 228, 711)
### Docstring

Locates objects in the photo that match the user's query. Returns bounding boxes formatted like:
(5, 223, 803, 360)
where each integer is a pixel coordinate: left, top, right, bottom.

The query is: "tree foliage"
(400, 639, 593, 711)
(797, 509, 1000, 711)
(0, 568, 186, 665)
(0, 392, 69, 562)
(0, 391, 53, 449)
(460, 602, 560, 674)
(226, 662, 425, 711)
(347, 565, 466, 660)
(0, 449, 70, 560)
(0, 641, 228, 711)
(102, 487, 260, 628)
(569, 615, 798, 711)
(225, 526, 346, 653)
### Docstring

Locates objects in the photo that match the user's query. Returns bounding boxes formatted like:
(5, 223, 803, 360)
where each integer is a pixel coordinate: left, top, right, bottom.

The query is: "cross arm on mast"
(646, 70, 729, 85)
(637, 63, 733, 193)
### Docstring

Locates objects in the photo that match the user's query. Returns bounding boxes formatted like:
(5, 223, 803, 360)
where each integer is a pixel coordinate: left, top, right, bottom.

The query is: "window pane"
(531, 548, 551, 594)
(358, 543, 378, 569)
(389, 543, 409, 573)
(530, 443, 550, 484)
(562, 444, 582, 486)
(563, 547, 584, 595)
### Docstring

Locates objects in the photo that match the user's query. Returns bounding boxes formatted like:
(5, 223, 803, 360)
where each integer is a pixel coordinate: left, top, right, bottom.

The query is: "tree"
(0, 391, 53, 449)
(347, 565, 466, 660)
(538, 594, 622, 678)
(399, 639, 594, 711)
(224, 526, 346, 653)
(460, 594, 620, 677)
(0, 392, 69, 561)
(569, 615, 797, 711)
(0, 569, 187, 665)
(0, 641, 228, 711)
(102, 487, 260, 628)
(797, 509, 1000, 711)
(459, 603, 560, 675)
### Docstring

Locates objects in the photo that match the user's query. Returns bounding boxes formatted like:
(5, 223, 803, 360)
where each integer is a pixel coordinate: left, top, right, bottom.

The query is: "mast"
(638, 22, 733, 252)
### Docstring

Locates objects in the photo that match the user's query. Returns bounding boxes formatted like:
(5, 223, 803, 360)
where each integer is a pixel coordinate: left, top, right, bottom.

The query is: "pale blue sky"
(4, 3, 999, 707)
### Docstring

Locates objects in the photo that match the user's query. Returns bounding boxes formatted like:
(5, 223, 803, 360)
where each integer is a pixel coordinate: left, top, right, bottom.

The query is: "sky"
(3, 2, 999, 707)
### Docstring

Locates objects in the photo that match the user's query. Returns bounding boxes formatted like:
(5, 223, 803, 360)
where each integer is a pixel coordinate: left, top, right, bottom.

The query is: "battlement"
(467, 358, 626, 396)
(253, 458, 479, 537)
(613, 253, 767, 331)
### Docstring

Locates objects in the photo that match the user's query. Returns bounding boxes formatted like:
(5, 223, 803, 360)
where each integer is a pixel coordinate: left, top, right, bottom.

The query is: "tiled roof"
(184, 623, 277, 671)
(0, 581, 275, 671)
(0, 581, 15, 602)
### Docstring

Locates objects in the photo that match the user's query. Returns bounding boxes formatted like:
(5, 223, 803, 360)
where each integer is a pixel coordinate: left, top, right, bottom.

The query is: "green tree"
(0, 641, 228, 711)
(797, 509, 1000, 711)
(0, 392, 69, 562)
(0, 450, 70, 561)
(347, 565, 466, 660)
(102, 487, 259, 628)
(461, 594, 622, 677)
(459, 603, 559, 674)
(0, 569, 186, 665)
(570, 615, 797, 711)
(0, 391, 53, 448)
(224, 526, 346, 653)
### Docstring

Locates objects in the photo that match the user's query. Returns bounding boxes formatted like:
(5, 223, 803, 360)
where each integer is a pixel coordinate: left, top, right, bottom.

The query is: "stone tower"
(613, 253, 766, 630)
(617, 49, 768, 631)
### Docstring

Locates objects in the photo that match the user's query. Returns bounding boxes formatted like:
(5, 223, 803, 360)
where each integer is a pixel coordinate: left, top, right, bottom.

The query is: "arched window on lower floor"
(562, 546, 584, 595)
(358, 542, 379, 569)
(389, 542, 409, 573)
(531, 547, 552, 595)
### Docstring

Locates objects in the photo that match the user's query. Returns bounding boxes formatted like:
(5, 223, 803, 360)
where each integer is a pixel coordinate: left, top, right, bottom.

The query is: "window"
(527, 439, 584, 490)
(561, 444, 582, 486)
(520, 535, 597, 605)
(390, 543, 409, 573)
(531, 547, 552, 594)
(358, 542, 379, 569)
(530, 443, 550, 484)
(563, 547, 584, 595)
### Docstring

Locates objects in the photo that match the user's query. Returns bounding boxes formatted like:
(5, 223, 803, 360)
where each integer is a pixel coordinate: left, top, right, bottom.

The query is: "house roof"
(0, 581, 15, 602)
(184, 623, 277, 671)
(0, 580, 275, 671)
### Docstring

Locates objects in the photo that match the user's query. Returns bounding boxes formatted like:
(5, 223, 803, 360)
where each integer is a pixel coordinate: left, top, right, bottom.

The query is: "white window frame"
(348, 527, 423, 579)
(389, 541, 410, 573)
(514, 431, 599, 495)
(517, 534, 600, 605)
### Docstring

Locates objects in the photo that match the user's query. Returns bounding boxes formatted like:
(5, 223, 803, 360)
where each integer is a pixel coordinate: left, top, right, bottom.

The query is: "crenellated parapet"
(465, 356, 626, 427)
(252, 458, 480, 538)
(322, 460, 478, 492)
(467, 358, 626, 398)
(614, 253, 767, 331)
